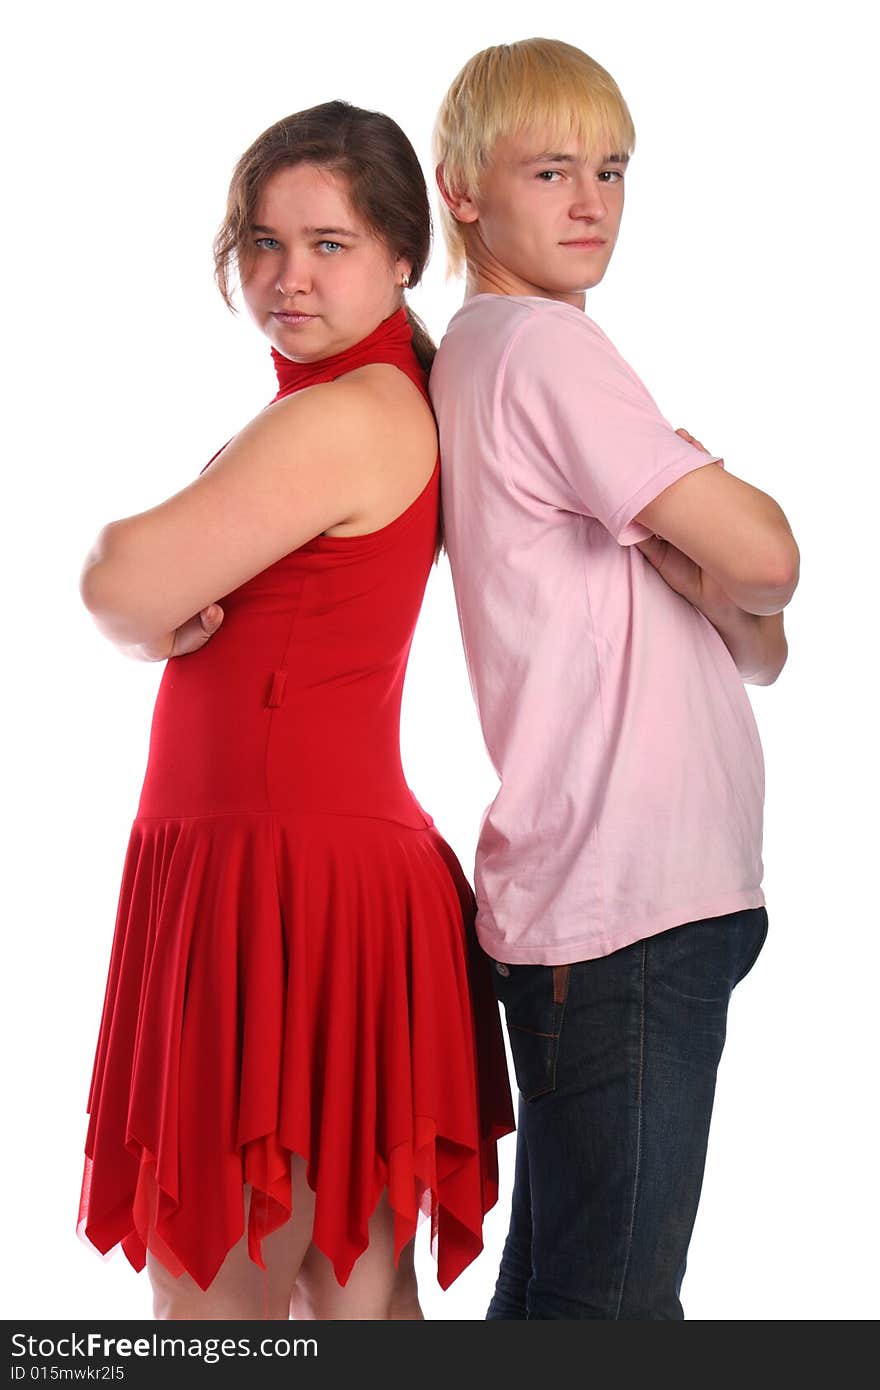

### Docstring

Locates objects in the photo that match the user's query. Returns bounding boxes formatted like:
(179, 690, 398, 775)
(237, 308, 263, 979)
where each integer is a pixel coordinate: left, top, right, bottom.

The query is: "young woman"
(77, 100, 514, 1321)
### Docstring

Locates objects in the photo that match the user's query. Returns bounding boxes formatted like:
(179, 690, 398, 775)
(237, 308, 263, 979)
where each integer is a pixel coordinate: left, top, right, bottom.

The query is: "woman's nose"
(276, 254, 312, 297)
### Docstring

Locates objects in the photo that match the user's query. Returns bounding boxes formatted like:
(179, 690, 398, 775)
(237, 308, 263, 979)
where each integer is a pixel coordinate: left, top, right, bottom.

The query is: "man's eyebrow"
(248, 223, 363, 237)
(520, 152, 578, 166)
(519, 151, 630, 166)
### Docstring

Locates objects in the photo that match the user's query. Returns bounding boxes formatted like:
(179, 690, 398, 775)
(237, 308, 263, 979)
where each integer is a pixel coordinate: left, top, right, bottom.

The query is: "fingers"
(170, 605, 225, 658)
(676, 426, 710, 455)
(634, 534, 666, 569)
(199, 604, 224, 633)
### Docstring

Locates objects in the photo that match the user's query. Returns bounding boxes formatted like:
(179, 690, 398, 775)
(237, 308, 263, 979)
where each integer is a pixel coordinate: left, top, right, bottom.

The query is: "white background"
(3, 0, 877, 1321)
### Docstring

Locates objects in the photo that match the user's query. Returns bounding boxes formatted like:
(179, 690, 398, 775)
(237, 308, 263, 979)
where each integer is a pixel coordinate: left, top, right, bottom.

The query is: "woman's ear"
(395, 253, 414, 286)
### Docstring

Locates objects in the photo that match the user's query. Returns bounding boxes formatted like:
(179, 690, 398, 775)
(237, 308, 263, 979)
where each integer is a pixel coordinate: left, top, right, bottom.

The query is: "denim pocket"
(491, 961, 570, 1101)
(650, 906, 769, 1003)
(733, 906, 769, 986)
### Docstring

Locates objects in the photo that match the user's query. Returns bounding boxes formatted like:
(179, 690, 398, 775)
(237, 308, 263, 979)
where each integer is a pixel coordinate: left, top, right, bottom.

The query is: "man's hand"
(134, 604, 225, 661)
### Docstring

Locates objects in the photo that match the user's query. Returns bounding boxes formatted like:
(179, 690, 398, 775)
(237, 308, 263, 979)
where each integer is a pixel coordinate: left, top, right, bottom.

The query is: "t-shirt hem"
(476, 886, 767, 965)
(611, 454, 724, 545)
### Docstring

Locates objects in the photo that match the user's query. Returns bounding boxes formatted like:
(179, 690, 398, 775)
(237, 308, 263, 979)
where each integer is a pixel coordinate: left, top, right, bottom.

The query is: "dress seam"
(263, 569, 309, 810)
(132, 809, 438, 831)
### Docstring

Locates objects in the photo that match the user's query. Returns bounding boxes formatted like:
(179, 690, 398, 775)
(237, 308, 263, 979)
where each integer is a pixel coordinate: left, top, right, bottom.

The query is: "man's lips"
(559, 238, 606, 247)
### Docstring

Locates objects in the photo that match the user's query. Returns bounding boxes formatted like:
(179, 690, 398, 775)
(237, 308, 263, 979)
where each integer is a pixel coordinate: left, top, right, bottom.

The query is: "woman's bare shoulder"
(307, 366, 437, 537)
(267, 365, 434, 445)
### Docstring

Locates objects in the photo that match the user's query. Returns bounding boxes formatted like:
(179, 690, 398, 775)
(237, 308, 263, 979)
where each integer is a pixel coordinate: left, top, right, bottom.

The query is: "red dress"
(78, 307, 514, 1293)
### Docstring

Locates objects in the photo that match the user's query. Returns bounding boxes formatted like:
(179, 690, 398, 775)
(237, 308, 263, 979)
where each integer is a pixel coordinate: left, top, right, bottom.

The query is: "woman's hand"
(635, 429, 735, 616)
(136, 604, 225, 661)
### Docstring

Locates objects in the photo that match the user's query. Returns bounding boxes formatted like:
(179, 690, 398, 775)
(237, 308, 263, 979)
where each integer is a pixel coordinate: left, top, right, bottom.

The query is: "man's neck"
(463, 265, 585, 311)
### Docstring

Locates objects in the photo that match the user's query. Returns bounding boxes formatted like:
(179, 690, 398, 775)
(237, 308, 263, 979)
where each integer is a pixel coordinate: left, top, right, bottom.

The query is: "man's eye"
(254, 237, 280, 250)
(599, 170, 624, 183)
(536, 170, 563, 182)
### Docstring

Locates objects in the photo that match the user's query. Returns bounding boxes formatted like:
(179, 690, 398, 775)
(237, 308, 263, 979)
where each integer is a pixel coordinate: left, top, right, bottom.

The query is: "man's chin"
(524, 279, 603, 302)
(555, 268, 609, 295)
(517, 263, 609, 299)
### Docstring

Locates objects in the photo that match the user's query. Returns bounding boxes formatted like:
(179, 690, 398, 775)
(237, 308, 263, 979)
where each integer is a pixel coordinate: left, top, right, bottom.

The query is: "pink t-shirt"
(429, 294, 765, 965)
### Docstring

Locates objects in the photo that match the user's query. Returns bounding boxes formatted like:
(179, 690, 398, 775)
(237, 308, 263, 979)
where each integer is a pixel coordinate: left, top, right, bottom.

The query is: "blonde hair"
(432, 38, 636, 280)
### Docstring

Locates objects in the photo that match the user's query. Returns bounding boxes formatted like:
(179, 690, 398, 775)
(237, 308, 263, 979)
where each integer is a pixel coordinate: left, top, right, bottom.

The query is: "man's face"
(463, 127, 627, 304)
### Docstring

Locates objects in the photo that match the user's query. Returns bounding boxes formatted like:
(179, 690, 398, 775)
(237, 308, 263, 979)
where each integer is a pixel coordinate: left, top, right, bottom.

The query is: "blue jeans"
(486, 906, 768, 1320)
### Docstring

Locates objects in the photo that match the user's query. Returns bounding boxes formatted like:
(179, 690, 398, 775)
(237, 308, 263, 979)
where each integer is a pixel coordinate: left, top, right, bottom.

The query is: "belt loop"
(552, 964, 570, 1005)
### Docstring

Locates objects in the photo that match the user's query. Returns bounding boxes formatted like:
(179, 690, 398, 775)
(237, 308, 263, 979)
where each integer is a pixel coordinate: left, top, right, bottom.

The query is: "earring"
(401, 274, 410, 288)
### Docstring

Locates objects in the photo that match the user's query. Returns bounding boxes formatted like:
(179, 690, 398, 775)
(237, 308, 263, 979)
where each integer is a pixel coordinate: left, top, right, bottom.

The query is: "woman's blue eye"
(318, 240, 343, 253)
(254, 237, 280, 250)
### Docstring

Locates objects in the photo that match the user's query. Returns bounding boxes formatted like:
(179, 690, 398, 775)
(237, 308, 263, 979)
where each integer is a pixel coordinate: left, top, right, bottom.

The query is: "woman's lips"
(560, 239, 606, 248)
(272, 311, 317, 324)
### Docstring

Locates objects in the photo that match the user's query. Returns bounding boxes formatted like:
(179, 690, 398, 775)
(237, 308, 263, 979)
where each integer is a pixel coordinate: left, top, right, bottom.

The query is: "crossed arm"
(633, 429, 799, 685)
(79, 375, 401, 660)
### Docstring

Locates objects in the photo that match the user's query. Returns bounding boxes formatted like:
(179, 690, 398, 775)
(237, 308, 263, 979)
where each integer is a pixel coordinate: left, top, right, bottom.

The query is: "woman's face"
(240, 163, 412, 362)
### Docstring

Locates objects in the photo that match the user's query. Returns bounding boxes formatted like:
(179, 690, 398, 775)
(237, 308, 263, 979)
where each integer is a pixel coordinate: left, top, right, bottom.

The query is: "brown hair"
(214, 100, 436, 371)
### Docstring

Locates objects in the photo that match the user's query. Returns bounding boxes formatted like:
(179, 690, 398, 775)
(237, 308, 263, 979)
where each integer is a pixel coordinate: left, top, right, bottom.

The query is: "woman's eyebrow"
(302, 225, 363, 237)
(248, 223, 362, 237)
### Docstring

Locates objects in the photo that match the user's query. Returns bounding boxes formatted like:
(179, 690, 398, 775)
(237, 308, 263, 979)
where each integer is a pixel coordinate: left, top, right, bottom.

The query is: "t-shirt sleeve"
(498, 306, 724, 545)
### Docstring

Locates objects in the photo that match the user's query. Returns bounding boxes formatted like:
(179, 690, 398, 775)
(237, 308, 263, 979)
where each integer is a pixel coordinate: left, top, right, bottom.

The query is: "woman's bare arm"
(80, 371, 424, 649)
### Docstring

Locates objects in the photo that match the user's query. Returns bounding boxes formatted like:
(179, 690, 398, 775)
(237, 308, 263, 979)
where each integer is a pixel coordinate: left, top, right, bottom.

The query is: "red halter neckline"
(270, 306, 423, 402)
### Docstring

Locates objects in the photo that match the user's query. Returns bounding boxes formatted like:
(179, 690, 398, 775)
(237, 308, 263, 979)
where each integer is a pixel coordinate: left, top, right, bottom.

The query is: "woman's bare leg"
(290, 1191, 420, 1320)
(388, 1239, 424, 1319)
(148, 1155, 316, 1320)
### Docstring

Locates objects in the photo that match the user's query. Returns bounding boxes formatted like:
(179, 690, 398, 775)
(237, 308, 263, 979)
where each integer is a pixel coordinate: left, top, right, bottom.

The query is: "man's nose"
(567, 179, 607, 221)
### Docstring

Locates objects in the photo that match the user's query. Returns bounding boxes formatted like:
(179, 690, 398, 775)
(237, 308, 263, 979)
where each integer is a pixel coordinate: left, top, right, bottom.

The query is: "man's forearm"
(699, 598, 788, 685)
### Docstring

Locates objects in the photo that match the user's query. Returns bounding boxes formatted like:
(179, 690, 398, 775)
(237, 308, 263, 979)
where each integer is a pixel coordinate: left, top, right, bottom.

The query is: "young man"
(429, 38, 799, 1320)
